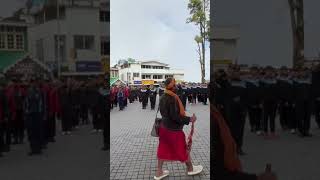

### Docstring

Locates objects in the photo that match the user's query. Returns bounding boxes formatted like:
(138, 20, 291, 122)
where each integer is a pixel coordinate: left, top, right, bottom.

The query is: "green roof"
(0, 51, 26, 72)
(110, 77, 119, 85)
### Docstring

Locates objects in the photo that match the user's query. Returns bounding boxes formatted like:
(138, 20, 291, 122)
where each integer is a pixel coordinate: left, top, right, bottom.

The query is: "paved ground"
(240, 117, 320, 180)
(110, 98, 210, 180)
(0, 121, 108, 180)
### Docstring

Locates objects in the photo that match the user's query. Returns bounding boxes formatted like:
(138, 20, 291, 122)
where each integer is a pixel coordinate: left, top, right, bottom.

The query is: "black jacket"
(159, 94, 190, 130)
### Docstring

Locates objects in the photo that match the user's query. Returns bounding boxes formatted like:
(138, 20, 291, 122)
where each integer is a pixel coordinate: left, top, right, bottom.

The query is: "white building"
(28, 0, 110, 76)
(117, 60, 184, 85)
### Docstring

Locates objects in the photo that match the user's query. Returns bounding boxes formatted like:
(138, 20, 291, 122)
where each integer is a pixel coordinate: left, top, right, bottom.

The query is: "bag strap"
(155, 106, 160, 119)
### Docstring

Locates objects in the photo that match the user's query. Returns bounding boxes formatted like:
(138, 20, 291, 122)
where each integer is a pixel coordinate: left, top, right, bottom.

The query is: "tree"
(288, 0, 304, 68)
(187, 0, 210, 83)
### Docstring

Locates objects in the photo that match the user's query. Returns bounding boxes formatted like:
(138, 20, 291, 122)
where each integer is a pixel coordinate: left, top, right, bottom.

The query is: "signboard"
(76, 61, 102, 72)
(134, 81, 142, 84)
(6, 57, 50, 77)
(142, 80, 154, 85)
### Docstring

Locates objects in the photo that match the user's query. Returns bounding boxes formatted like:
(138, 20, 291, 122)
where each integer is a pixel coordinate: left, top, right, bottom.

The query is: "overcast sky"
(0, 0, 25, 17)
(111, 0, 210, 82)
(214, 0, 320, 67)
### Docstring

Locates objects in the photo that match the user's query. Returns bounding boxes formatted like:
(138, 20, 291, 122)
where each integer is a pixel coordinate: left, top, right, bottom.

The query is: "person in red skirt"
(155, 77, 203, 180)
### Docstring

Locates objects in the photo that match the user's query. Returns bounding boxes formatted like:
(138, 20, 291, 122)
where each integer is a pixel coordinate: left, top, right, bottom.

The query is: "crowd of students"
(213, 65, 320, 155)
(0, 76, 109, 157)
(110, 83, 209, 111)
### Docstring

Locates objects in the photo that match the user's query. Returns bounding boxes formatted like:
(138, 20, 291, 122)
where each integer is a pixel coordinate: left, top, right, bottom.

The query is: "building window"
(0, 32, 24, 50)
(36, 39, 44, 62)
(7, 34, 14, 49)
(133, 73, 139, 77)
(165, 75, 173, 79)
(101, 37, 110, 55)
(152, 66, 164, 69)
(55, 35, 66, 62)
(142, 74, 151, 79)
(0, 33, 6, 49)
(15, 34, 23, 50)
(74, 35, 95, 50)
(142, 65, 151, 69)
(153, 75, 163, 79)
(100, 11, 110, 22)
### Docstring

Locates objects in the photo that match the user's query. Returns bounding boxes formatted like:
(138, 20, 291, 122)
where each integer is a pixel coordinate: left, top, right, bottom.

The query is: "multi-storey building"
(28, 0, 110, 77)
(116, 60, 184, 85)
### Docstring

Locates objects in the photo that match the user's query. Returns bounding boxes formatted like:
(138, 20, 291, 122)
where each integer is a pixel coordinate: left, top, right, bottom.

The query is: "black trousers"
(129, 96, 134, 103)
(314, 100, 320, 128)
(26, 113, 42, 153)
(61, 111, 72, 132)
(279, 102, 293, 130)
(248, 106, 262, 131)
(0, 122, 5, 152)
(72, 106, 80, 128)
(263, 104, 277, 133)
(118, 97, 124, 110)
(13, 110, 24, 143)
(80, 105, 89, 124)
(188, 95, 192, 103)
(102, 112, 109, 149)
(92, 108, 102, 130)
(202, 95, 207, 105)
(228, 105, 246, 149)
(296, 101, 312, 135)
(150, 97, 156, 109)
(142, 98, 148, 109)
(47, 114, 56, 140)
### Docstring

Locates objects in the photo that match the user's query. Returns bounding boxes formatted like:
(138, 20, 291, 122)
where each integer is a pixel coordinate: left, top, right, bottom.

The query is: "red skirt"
(157, 126, 189, 162)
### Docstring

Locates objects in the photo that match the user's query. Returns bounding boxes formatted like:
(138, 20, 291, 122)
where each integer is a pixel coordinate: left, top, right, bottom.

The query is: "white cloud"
(111, 0, 210, 82)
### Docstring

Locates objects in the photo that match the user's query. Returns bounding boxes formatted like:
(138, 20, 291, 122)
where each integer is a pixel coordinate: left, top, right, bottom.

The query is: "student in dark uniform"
(214, 70, 229, 119)
(0, 82, 8, 157)
(201, 85, 208, 105)
(294, 69, 313, 137)
(60, 82, 73, 135)
(158, 84, 165, 97)
(245, 67, 263, 134)
(197, 86, 202, 103)
(260, 67, 279, 138)
(192, 85, 197, 104)
(277, 66, 296, 132)
(79, 82, 89, 125)
(141, 86, 148, 109)
(129, 86, 135, 103)
(101, 81, 110, 151)
(225, 68, 248, 155)
(149, 85, 157, 110)
(117, 86, 125, 111)
(24, 78, 45, 156)
(181, 84, 188, 108)
(12, 81, 25, 144)
(312, 65, 320, 128)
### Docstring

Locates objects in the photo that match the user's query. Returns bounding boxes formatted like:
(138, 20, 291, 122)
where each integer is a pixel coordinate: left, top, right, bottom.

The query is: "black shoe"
(305, 133, 313, 137)
(238, 149, 247, 156)
(28, 151, 42, 156)
(3, 146, 10, 152)
(48, 138, 56, 143)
